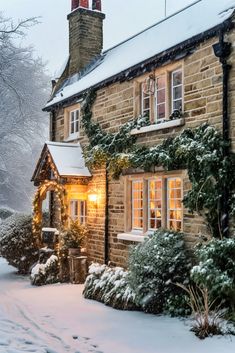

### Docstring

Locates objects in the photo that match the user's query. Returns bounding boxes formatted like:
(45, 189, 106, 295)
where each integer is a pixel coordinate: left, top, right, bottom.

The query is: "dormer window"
(69, 109, 80, 138)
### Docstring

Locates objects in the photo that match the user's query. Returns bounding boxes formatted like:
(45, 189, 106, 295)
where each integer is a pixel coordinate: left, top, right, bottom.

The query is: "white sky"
(0, 0, 196, 76)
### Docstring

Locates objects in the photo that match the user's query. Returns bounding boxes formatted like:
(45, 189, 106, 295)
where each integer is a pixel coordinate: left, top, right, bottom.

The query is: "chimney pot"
(92, 0, 102, 11)
(71, 0, 89, 11)
(79, 0, 89, 8)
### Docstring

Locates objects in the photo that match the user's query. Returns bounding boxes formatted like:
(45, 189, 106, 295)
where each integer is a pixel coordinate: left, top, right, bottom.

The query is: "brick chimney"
(68, 0, 105, 77)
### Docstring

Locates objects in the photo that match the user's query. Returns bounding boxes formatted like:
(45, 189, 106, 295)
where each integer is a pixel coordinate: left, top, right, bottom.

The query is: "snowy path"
(0, 258, 235, 353)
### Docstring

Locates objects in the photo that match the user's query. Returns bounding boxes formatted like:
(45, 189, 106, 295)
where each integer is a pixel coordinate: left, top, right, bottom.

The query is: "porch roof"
(32, 141, 91, 182)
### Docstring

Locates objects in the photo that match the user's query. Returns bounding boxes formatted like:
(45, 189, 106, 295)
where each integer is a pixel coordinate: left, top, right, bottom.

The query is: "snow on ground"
(0, 257, 235, 353)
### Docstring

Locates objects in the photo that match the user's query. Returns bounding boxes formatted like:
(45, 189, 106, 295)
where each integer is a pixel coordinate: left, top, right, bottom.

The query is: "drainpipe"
(104, 164, 109, 264)
(213, 30, 232, 237)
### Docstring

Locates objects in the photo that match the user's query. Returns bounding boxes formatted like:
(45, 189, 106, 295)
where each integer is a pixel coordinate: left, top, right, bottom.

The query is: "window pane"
(157, 76, 165, 89)
(157, 104, 166, 119)
(157, 89, 165, 103)
(148, 179, 162, 230)
(173, 100, 182, 111)
(173, 71, 182, 86)
(173, 86, 182, 100)
(75, 120, 79, 133)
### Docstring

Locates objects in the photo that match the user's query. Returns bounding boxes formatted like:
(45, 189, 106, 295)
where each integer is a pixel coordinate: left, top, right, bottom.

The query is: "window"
(138, 67, 183, 124)
(69, 109, 80, 137)
(129, 176, 182, 234)
(70, 199, 87, 225)
(141, 83, 151, 117)
(172, 70, 183, 113)
(155, 75, 166, 122)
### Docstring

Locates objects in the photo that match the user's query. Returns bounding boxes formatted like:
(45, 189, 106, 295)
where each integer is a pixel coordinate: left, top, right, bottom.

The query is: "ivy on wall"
(81, 89, 235, 238)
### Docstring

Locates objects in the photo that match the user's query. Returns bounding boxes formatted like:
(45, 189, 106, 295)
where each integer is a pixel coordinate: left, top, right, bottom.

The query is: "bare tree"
(0, 14, 50, 211)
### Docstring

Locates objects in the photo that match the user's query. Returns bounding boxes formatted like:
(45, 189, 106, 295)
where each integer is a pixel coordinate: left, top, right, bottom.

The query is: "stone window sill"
(117, 233, 147, 243)
(130, 118, 185, 136)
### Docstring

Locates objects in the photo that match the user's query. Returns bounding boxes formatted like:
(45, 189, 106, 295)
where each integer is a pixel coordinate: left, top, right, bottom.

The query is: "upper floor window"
(69, 109, 80, 138)
(137, 66, 183, 125)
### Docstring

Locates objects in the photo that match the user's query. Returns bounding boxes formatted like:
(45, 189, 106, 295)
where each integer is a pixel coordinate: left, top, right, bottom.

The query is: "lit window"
(70, 199, 87, 224)
(132, 180, 143, 230)
(155, 75, 166, 122)
(172, 70, 183, 113)
(129, 176, 182, 233)
(141, 83, 151, 117)
(70, 109, 80, 137)
(148, 179, 162, 230)
(167, 178, 182, 231)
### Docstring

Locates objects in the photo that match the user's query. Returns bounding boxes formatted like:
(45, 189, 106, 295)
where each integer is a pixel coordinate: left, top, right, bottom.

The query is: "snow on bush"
(30, 255, 59, 286)
(83, 263, 138, 310)
(0, 213, 39, 274)
(128, 230, 191, 316)
(191, 238, 235, 309)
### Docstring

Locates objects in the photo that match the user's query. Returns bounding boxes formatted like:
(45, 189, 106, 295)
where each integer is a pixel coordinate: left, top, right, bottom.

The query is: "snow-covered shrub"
(0, 213, 39, 274)
(30, 255, 59, 286)
(128, 230, 191, 315)
(191, 238, 235, 309)
(83, 263, 138, 310)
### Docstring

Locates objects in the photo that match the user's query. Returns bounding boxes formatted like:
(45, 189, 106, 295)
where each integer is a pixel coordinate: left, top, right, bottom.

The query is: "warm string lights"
(32, 180, 68, 247)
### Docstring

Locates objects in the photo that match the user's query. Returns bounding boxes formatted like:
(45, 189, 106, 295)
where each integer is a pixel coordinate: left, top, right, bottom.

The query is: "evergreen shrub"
(127, 229, 191, 315)
(83, 263, 138, 310)
(0, 212, 49, 274)
(30, 254, 59, 286)
(191, 238, 235, 309)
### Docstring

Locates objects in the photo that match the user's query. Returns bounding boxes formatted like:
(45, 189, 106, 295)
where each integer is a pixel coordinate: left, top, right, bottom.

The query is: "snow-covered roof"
(47, 141, 91, 177)
(32, 142, 91, 181)
(45, 0, 235, 109)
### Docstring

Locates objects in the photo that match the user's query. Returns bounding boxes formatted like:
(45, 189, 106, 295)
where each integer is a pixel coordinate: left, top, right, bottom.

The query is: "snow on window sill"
(130, 118, 185, 136)
(117, 233, 147, 243)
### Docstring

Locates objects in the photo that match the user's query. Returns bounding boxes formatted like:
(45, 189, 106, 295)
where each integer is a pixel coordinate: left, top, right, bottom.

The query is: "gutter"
(212, 28, 232, 237)
(104, 164, 109, 265)
(43, 18, 234, 112)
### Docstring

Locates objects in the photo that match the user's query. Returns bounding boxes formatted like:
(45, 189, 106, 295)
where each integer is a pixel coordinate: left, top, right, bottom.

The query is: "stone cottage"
(32, 0, 235, 267)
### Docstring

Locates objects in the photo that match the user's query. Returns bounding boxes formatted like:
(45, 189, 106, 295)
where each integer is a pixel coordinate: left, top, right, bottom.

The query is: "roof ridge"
(103, 0, 202, 55)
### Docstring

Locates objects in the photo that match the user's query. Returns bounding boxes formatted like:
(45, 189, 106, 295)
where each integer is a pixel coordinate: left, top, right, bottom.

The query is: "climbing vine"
(81, 89, 235, 238)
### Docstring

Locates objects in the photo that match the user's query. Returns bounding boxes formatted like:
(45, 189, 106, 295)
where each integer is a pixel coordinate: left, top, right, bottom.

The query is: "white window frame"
(128, 175, 183, 234)
(131, 180, 144, 232)
(167, 177, 183, 232)
(69, 109, 80, 139)
(70, 199, 87, 225)
(171, 69, 183, 114)
(148, 178, 163, 231)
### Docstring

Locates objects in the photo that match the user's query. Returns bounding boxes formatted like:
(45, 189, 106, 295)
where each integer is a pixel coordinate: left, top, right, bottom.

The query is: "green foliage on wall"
(81, 89, 235, 238)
